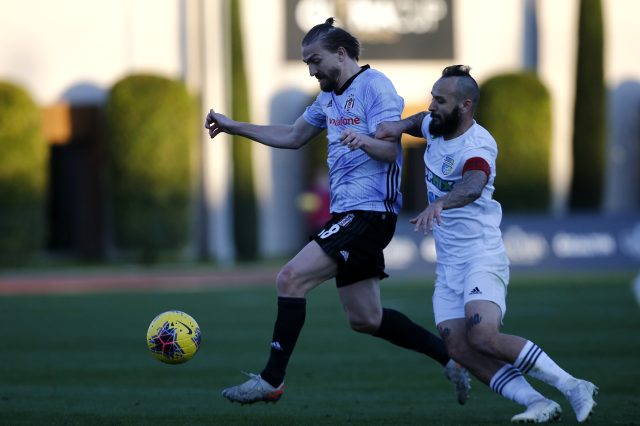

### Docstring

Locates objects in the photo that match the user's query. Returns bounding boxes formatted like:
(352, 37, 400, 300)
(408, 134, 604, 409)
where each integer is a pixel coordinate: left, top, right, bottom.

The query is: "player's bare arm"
(375, 111, 427, 140)
(410, 170, 487, 235)
(439, 169, 487, 210)
(340, 128, 398, 162)
(205, 110, 322, 150)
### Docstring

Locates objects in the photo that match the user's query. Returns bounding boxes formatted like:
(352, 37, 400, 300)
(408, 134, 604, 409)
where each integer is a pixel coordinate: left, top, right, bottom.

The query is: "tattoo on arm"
(466, 313, 482, 331)
(404, 112, 427, 138)
(440, 170, 487, 210)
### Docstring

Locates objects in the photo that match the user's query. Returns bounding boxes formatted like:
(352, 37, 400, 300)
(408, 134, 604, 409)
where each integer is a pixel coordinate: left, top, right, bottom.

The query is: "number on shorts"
(318, 224, 340, 239)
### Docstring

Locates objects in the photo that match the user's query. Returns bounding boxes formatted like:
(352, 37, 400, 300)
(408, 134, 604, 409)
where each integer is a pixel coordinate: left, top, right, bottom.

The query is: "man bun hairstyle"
(301, 17, 360, 61)
(441, 64, 480, 108)
(441, 64, 473, 78)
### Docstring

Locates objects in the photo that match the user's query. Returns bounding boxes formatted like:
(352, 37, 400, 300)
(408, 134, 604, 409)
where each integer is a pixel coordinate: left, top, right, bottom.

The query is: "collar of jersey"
(334, 64, 370, 95)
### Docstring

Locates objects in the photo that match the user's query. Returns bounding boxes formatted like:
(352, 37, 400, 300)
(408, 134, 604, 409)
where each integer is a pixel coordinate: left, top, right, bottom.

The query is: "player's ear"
(461, 98, 473, 114)
(337, 46, 346, 61)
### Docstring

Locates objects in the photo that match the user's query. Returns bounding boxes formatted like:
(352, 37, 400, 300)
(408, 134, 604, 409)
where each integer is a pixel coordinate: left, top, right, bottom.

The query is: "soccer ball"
(146, 310, 201, 364)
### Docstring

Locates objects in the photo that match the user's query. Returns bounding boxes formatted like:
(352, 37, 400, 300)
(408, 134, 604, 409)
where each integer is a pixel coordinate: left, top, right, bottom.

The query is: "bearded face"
(302, 40, 345, 93)
(429, 105, 462, 137)
(316, 66, 341, 92)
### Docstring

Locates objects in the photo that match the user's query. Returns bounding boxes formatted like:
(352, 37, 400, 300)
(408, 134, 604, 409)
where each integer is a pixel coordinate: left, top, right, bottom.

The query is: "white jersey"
(303, 66, 404, 214)
(420, 115, 506, 264)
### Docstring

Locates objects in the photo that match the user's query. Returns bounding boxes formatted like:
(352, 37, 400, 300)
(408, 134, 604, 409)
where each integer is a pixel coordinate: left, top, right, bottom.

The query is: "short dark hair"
(441, 65, 480, 108)
(301, 17, 360, 61)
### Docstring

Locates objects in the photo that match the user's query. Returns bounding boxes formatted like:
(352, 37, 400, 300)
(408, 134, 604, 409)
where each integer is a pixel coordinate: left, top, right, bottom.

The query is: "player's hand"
(410, 200, 444, 235)
(204, 109, 235, 139)
(340, 128, 367, 151)
(375, 121, 403, 141)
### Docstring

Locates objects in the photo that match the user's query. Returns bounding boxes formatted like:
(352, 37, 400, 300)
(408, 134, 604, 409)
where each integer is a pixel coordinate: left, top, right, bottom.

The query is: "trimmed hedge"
(105, 74, 197, 261)
(0, 81, 47, 264)
(476, 72, 552, 211)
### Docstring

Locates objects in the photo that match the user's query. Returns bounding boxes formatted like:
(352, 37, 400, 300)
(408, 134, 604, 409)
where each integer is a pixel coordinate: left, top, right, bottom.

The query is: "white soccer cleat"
(222, 372, 285, 405)
(511, 398, 562, 423)
(444, 359, 471, 405)
(564, 379, 598, 422)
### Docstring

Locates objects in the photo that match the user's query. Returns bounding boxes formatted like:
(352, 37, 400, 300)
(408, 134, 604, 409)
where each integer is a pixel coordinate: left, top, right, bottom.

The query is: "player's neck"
(338, 62, 363, 88)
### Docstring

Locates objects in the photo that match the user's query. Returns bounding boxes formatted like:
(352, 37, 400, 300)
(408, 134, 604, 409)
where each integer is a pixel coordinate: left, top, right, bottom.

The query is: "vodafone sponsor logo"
(329, 116, 361, 126)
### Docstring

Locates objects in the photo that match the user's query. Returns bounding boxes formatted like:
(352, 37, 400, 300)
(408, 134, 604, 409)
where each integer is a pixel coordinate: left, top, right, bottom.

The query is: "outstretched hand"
(204, 109, 235, 139)
(410, 200, 444, 235)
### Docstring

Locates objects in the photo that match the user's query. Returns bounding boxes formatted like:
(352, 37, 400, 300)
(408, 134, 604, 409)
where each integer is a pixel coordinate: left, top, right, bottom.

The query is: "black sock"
(373, 308, 450, 366)
(260, 296, 306, 387)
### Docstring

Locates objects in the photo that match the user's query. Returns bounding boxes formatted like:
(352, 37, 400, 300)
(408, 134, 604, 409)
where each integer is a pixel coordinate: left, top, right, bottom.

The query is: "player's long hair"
(302, 17, 360, 61)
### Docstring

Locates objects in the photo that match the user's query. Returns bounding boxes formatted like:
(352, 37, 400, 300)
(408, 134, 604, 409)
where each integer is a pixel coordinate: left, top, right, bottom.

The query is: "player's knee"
(467, 328, 500, 357)
(444, 339, 468, 362)
(348, 315, 378, 334)
(275, 265, 303, 297)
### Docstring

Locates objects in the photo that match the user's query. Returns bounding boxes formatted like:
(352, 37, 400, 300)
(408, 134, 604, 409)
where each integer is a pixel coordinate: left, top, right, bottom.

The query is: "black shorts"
(312, 210, 397, 288)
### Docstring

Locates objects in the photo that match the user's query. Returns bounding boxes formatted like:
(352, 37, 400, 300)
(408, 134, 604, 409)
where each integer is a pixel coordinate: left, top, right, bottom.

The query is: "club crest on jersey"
(442, 156, 455, 175)
(344, 94, 355, 111)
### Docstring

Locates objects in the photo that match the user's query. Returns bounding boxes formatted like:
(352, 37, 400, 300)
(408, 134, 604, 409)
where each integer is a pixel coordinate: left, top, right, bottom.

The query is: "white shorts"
(432, 253, 509, 325)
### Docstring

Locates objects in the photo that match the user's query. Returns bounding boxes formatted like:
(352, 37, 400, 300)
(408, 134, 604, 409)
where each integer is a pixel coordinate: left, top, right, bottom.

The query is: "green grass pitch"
(1, 271, 639, 425)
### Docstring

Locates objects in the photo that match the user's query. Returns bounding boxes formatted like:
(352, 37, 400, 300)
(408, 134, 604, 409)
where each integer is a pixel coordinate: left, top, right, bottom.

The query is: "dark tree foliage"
(570, 0, 606, 210)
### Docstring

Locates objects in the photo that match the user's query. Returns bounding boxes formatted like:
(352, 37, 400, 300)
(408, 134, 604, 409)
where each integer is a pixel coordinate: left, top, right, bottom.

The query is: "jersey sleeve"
(461, 144, 496, 178)
(463, 157, 491, 179)
(302, 93, 327, 129)
(364, 76, 404, 135)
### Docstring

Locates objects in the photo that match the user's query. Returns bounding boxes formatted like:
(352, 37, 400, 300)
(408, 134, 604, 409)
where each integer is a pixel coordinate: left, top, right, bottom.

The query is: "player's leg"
(222, 240, 336, 404)
(332, 211, 450, 366)
(337, 276, 471, 405)
(465, 300, 598, 422)
(471, 319, 574, 392)
(440, 313, 561, 422)
(338, 277, 448, 364)
(324, 210, 469, 404)
(438, 318, 501, 383)
(260, 240, 337, 386)
(513, 339, 598, 423)
(462, 258, 577, 389)
(462, 263, 597, 422)
(434, 265, 559, 419)
(338, 278, 452, 366)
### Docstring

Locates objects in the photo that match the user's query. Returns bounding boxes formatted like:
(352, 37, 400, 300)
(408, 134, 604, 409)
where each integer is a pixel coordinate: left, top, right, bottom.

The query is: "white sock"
(490, 364, 545, 407)
(515, 340, 575, 393)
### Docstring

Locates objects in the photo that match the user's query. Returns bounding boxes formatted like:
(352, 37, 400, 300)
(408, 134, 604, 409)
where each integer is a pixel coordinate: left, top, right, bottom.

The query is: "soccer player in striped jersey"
(205, 18, 470, 405)
(376, 65, 598, 423)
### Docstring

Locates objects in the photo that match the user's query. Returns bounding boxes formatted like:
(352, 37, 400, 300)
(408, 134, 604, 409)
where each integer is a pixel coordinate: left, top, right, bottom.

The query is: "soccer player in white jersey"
(204, 19, 470, 405)
(376, 65, 598, 423)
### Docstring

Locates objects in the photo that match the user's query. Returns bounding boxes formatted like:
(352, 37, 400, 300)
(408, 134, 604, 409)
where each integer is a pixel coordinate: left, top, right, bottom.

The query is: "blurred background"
(0, 0, 638, 276)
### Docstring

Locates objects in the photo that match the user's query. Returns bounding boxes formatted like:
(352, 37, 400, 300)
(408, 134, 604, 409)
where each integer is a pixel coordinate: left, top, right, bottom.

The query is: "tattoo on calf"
(466, 313, 482, 330)
(438, 326, 451, 339)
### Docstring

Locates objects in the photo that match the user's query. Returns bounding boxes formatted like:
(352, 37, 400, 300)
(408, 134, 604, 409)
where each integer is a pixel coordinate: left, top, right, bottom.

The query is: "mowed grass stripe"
(0, 272, 638, 425)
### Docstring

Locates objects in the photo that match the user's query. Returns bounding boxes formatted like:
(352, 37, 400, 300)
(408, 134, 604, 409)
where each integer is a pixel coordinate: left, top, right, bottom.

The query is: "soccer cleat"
(444, 359, 471, 405)
(511, 398, 562, 423)
(222, 372, 285, 405)
(564, 379, 598, 422)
